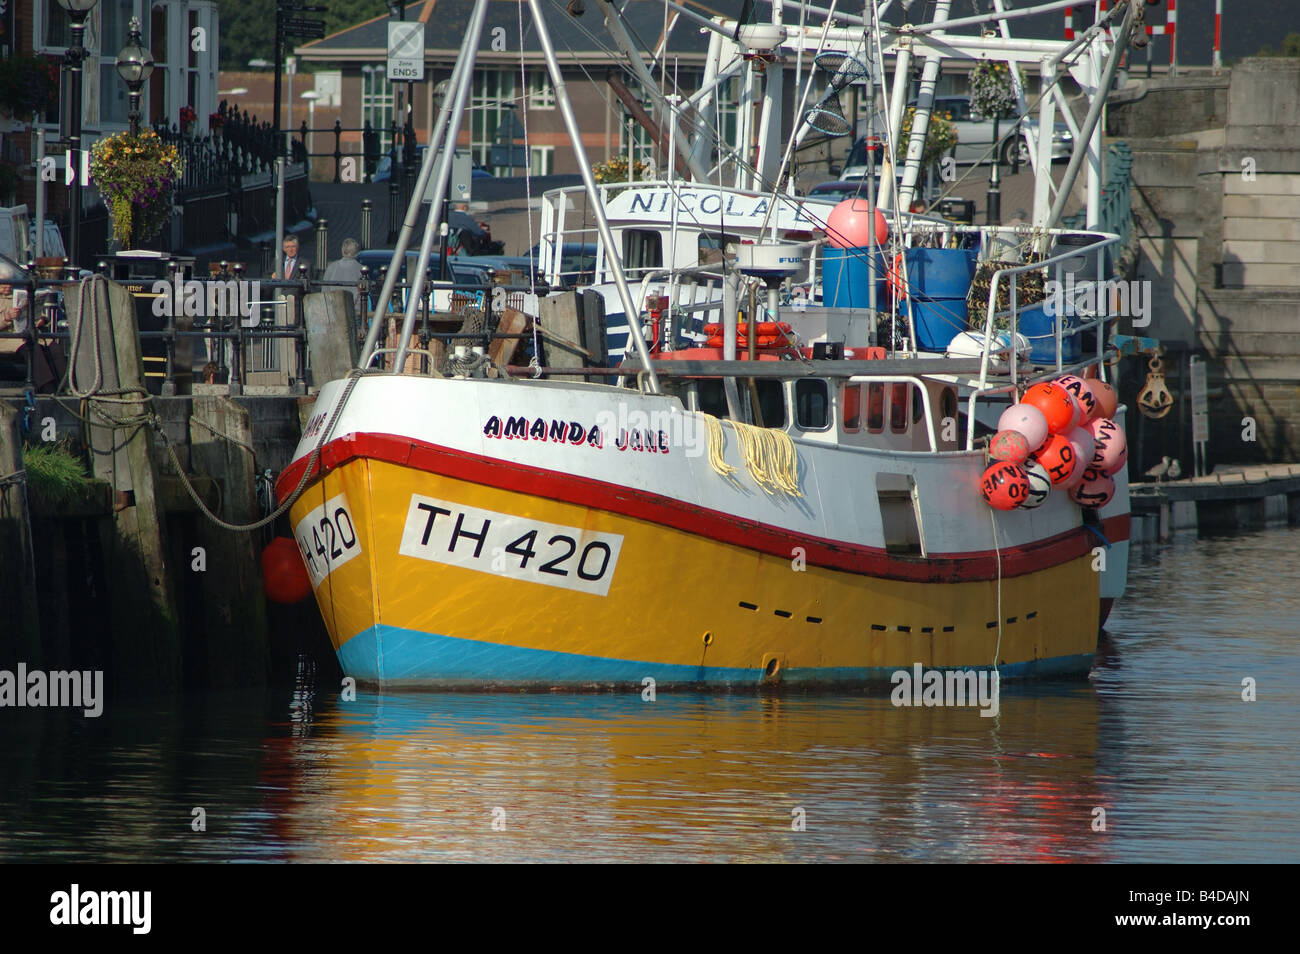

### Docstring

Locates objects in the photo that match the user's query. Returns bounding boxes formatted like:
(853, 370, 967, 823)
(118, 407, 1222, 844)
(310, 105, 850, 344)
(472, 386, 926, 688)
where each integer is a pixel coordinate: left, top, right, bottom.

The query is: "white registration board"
(398, 495, 623, 597)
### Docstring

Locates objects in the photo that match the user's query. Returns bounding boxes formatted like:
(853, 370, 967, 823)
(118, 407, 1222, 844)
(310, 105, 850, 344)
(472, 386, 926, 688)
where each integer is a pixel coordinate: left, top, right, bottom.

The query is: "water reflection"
(1, 527, 1297, 862)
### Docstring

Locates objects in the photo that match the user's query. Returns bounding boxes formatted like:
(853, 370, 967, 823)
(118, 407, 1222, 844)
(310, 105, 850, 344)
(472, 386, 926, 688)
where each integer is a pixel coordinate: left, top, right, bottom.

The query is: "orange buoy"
(1034, 433, 1083, 486)
(1022, 382, 1076, 436)
(262, 536, 313, 604)
(1086, 378, 1119, 421)
(981, 461, 1030, 510)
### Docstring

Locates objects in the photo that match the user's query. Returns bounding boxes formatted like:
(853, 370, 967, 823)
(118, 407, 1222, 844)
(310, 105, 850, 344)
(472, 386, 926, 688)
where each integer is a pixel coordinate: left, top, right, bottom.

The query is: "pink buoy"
(825, 199, 888, 249)
(1088, 417, 1128, 475)
(1069, 468, 1117, 508)
(1065, 426, 1096, 478)
(997, 403, 1049, 452)
(989, 429, 1032, 465)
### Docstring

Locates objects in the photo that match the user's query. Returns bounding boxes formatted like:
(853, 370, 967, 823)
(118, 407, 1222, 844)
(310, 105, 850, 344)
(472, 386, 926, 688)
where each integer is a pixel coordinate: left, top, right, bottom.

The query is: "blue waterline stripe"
(337, 625, 1094, 687)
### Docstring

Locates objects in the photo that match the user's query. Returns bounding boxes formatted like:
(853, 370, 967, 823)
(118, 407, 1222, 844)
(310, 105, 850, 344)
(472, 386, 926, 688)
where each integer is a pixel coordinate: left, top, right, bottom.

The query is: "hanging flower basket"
(89, 129, 184, 249)
(897, 106, 958, 166)
(969, 61, 1018, 121)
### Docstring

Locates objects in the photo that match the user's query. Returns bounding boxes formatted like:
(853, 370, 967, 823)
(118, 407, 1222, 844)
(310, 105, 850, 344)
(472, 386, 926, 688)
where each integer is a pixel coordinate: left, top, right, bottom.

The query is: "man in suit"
(275, 235, 311, 281)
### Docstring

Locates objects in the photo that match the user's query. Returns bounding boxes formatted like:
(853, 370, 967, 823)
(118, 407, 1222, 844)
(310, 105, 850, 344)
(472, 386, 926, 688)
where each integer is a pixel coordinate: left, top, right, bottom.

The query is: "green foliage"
(218, 0, 390, 70)
(0, 55, 60, 118)
(1256, 33, 1300, 57)
(22, 442, 89, 508)
(897, 106, 958, 165)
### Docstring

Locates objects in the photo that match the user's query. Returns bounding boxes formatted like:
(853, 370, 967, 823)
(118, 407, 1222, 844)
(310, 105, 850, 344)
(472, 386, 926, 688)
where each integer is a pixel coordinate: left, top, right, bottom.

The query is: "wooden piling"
(188, 396, 268, 687)
(0, 403, 41, 667)
(303, 290, 359, 387)
(67, 277, 181, 691)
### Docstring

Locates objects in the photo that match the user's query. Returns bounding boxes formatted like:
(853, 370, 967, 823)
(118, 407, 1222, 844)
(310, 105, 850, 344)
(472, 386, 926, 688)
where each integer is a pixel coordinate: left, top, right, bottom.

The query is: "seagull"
(1143, 457, 1181, 482)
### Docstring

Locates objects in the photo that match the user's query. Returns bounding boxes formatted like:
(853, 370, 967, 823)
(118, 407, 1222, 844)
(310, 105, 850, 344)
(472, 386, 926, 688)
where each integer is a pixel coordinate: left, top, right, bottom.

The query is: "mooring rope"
(154, 367, 372, 532)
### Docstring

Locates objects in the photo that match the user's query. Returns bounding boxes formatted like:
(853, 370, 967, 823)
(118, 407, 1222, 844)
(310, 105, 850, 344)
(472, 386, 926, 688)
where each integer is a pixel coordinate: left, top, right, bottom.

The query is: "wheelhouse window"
(842, 383, 863, 433)
(755, 379, 785, 428)
(623, 229, 662, 272)
(795, 379, 830, 431)
(867, 383, 884, 432)
(698, 231, 737, 267)
(890, 382, 909, 433)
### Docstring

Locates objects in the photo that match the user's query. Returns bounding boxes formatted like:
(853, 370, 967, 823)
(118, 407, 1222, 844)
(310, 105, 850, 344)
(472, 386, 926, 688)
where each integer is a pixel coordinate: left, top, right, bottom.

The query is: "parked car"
(357, 249, 495, 314)
(840, 96, 1072, 178)
(371, 145, 494, 183)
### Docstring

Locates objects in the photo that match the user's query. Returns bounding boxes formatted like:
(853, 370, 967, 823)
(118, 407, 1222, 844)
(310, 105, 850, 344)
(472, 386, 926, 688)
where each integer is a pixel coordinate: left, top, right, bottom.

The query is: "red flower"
(179, 105, 197, 125)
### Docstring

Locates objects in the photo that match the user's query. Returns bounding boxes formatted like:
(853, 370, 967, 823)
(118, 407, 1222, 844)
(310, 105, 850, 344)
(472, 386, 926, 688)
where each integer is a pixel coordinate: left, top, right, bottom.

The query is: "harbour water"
(1, 526, 1297, 863)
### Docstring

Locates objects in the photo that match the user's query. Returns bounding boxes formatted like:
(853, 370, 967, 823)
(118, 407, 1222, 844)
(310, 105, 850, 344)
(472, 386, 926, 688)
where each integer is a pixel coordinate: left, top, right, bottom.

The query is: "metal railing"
(1062, 141, 1133, 271)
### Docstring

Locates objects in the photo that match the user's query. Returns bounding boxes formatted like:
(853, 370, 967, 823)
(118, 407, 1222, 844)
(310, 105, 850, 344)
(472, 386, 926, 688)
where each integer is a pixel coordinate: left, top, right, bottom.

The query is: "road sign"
(282, 19, 325, 38)
(489, 144, 529, 168)
(387, 22, 425, 81)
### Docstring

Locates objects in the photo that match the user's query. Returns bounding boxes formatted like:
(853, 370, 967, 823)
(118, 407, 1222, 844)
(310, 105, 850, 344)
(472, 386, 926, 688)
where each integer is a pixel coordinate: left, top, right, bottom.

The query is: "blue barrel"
(1017, 302, 1080, 363)
(900, 297, 969, 351)
(904, 247, 978, 299)
(821, 246, 886, 308)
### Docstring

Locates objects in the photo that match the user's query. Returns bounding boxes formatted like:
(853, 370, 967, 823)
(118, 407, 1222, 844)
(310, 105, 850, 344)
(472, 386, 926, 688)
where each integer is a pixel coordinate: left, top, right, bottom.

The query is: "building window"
(526, 70, 554, 109)
(471, 68, 517, 172)
(529, 146, 553, 176)
(360, 66, 396, 151)
(148, 2, 167, 127)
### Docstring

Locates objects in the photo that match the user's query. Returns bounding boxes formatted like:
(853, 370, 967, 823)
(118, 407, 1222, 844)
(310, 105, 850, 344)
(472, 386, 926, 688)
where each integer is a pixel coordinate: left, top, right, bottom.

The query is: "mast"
(526, 0, 662, 393)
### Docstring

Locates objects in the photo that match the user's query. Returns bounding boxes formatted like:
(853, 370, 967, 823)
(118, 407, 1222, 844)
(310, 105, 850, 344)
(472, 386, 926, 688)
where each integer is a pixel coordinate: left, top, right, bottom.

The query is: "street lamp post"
(57, 0, 100, 270)
(300, 90, 321, 165)
(115, 17, 155, 137)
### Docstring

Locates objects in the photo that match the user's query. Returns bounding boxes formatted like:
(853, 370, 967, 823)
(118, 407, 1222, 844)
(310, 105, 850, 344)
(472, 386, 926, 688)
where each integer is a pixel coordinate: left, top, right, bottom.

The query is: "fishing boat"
(276, 0, 1137, 688)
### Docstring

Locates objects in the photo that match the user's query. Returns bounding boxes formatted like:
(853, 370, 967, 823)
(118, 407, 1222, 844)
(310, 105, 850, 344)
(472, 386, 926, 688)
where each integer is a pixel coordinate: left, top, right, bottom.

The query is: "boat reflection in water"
(259, 684, 1110, 862)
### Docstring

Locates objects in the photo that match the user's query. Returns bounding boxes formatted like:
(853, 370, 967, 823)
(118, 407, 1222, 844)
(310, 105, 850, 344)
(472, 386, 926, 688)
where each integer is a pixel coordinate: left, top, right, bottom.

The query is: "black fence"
(0, 262, 538, 396)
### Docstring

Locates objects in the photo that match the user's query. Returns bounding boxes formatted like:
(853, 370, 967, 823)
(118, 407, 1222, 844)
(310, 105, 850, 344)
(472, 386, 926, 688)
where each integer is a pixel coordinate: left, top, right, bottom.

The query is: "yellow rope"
(703, 413, 740, 483)
(701, 413, 802, 497)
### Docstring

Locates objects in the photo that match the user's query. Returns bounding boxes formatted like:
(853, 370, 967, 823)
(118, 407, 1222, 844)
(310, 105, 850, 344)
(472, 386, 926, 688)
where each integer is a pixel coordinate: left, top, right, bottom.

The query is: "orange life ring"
(887, 252, 906, 300)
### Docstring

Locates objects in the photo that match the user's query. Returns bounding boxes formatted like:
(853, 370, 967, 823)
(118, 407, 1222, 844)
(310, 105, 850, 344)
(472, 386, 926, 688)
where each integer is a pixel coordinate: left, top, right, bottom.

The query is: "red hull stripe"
(278, 432, 1132, 584)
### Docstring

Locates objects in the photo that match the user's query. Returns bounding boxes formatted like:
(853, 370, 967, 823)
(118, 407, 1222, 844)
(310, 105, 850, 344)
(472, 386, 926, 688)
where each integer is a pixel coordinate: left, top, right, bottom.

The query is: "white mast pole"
(526, 0, 662, 393)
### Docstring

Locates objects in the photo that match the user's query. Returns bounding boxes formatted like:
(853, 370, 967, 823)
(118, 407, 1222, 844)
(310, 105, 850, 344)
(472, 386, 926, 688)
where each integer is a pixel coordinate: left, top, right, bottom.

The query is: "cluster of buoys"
(703, 321, 794, 350)
(979, 374, 1128, 511)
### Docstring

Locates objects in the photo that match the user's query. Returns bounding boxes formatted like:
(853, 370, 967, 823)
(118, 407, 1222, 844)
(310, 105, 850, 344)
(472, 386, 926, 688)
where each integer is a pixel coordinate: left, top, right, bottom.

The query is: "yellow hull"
(289, 454, 1100, 687)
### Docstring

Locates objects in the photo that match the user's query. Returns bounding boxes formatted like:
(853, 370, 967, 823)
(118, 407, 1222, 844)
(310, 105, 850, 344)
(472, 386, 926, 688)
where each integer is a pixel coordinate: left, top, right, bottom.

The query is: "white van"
(0, 205, 66, 262)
